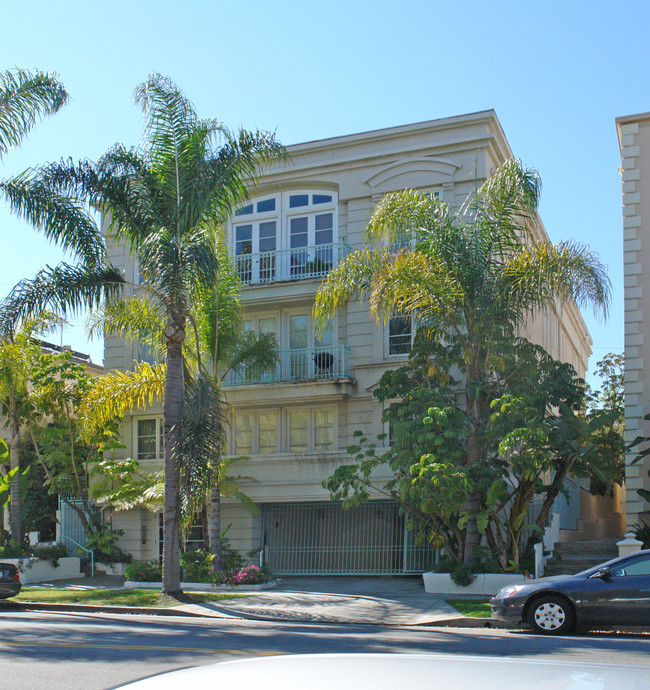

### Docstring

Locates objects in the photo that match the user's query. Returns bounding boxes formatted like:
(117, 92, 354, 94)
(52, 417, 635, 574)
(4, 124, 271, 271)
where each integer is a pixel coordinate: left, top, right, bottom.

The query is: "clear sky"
(1, 0, 646, 382)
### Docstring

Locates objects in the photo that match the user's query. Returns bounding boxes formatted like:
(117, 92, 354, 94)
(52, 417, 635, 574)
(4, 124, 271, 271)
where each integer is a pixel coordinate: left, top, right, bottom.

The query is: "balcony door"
(234, 219, 277, 283)
(288, 211, 334, 278)
(287, 314, 333, 380)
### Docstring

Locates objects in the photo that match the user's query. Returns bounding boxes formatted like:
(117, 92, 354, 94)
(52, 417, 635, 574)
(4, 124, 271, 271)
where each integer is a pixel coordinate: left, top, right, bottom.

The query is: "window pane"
(290, 217, 309, 248)
(289, 315, 309, 349)
(289, 194, 309, 208)
(313, 194, 332, 204)
(289, 411, 309, 452)
(235, 204, 253, 216)
(256, 198, 276, 213)
(315, 213, 333, 245)
(314, 409, 334, 451)
(137, 419, 157, 460)
(259, 413, 277, 453)
(235, 225, 253, 255)
(389, 315, 412, 355)
(259, 221, 277, 252)
(259, 317, 277, 335)
(235, 414, 253, 454)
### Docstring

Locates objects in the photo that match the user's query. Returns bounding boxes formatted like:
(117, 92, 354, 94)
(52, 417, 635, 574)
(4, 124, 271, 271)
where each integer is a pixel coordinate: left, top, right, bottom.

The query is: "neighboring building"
(107, 110, 598, 574)
(617, 112, 650, 536)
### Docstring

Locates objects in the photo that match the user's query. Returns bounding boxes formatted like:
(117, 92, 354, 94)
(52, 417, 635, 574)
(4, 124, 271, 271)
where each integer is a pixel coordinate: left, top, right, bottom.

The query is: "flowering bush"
(210, 564, 274, 586)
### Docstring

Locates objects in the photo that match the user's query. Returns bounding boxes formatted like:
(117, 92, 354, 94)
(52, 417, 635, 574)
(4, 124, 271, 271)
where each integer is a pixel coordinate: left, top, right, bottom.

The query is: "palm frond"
(0, 174, 106, 265)
(178, 372, 228, 518)
(0, 69, 68, 157)
(87, 296, 165, 352)
(501, 240, 611, 320)
(78, 361, 166, 441)
(313, 247, 386, 329)
(0, 263, 124, 336)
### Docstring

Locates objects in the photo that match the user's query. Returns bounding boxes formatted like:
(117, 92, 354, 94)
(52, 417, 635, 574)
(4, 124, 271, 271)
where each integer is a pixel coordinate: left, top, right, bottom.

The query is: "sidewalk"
(19, 575, 504, 628)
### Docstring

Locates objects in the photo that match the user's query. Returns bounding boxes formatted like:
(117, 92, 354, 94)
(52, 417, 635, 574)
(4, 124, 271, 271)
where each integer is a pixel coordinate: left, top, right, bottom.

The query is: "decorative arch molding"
(363, 156, 462, 195)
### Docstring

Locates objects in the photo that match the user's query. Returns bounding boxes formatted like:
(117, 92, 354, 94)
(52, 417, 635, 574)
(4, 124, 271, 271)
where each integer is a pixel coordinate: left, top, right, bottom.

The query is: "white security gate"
(261, 501, 437, 575)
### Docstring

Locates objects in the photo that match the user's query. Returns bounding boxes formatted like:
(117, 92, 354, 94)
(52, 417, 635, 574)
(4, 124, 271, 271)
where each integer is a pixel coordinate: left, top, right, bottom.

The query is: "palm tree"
(7, 73, 284, 591)
(80, 253, 277, 570)
(314, 159, 611, 563)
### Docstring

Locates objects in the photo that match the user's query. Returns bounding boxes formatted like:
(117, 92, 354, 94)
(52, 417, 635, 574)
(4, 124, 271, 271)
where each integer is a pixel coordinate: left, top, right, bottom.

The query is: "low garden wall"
(3, 557, 81, 584)
(422, 572, 527, 596)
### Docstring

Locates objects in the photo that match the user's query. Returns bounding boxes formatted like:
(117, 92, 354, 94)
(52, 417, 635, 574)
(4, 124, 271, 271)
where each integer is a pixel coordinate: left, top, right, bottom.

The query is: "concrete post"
(617, 532, 644, 557)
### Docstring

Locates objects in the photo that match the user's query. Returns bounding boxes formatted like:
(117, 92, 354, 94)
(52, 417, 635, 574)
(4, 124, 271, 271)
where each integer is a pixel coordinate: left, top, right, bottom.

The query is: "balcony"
(223, 345, 351, 387)
(234, 242, 351, 286)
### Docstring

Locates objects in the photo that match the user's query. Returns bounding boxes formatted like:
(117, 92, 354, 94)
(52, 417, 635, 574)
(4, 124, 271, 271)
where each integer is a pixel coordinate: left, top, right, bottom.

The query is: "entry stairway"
(544, 539, 619, 576)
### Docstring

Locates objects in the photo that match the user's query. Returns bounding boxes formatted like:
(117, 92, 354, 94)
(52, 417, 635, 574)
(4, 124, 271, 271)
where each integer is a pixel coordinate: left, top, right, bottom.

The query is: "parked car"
(117, 654, 650, 689)
(490, 549, 650, 634)
(0, 561, 22, 599)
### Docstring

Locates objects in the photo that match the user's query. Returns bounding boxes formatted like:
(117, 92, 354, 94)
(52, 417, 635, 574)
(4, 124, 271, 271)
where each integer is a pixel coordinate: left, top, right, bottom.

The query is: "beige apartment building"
(617, 112, 650, 536)
(106, 110, 597, 574)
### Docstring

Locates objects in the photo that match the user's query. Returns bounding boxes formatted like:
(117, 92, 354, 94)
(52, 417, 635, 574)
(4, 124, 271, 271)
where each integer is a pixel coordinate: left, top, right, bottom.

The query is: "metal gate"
(58, 497, 99, 546)
(261, 501, 437, 575)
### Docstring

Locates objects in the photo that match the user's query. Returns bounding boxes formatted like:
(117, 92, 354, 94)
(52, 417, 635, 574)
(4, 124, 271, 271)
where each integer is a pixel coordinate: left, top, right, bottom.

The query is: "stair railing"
(59, 535, 94, 578)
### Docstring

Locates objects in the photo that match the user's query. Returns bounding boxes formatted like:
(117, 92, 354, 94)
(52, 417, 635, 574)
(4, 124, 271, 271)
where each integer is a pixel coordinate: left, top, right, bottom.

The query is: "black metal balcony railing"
(234, 242, 351, 285)
(223, 345, 351, 386)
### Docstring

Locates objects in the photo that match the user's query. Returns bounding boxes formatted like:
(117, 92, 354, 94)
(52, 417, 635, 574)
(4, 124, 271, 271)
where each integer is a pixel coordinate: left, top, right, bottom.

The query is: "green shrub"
(125, 560, 162, 582)
(632, 522, 650, 549)
(180, 549, 213, 583)
(84, 525, 132, 565)
(33, 543, 69, 567)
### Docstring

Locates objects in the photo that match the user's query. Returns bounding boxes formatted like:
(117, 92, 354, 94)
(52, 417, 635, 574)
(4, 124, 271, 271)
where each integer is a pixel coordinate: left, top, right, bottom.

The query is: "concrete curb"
(4, 600, 213, 618)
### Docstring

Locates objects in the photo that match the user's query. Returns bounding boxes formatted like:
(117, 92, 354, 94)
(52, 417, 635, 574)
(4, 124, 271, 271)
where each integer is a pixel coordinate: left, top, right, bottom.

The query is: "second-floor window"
(137, 418, 164, 460)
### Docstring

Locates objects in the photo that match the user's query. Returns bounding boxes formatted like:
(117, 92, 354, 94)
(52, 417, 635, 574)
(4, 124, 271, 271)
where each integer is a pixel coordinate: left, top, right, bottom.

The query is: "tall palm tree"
(314, 159, 611, 563)
(5, 74, 284, 591)
(80, 253, 277, 570)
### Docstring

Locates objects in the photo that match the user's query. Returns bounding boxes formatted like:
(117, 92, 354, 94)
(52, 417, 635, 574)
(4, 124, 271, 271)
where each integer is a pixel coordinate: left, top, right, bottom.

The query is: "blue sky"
(1, 0, 647, 382)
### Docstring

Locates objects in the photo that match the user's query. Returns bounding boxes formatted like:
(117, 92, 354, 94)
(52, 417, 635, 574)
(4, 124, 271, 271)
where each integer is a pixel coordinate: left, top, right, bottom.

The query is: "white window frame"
(386, 312, 416, 357)
(286, 406, 337, 453)
(229, 191, 338, 256)
(232, 409, 280, 456)
(135, 417, 164, 461)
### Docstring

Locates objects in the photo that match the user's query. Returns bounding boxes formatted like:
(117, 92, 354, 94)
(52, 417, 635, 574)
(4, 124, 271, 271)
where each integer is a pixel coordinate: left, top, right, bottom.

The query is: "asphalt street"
(0, 608, 648, 689)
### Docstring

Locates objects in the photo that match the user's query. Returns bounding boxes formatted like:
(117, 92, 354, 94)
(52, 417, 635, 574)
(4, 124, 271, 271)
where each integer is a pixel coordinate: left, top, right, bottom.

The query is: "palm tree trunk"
(207, 478, 223, 569)
(9, 408, 21, 543)
(162, 319, 185, 594)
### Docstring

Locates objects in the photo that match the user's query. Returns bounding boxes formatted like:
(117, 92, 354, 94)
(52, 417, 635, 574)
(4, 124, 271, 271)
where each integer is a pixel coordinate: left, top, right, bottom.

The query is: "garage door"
(261, 501, 437, 575)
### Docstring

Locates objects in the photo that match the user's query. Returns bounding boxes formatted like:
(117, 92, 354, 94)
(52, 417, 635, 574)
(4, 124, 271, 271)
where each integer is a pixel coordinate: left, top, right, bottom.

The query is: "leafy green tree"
(316, 160, 610, 563)
(328, 337, 617, 570)
(1, 74, 283, 592)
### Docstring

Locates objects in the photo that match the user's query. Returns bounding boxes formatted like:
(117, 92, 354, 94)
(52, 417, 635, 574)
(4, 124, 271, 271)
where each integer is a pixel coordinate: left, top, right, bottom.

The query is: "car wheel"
(527, 595, 575, 635)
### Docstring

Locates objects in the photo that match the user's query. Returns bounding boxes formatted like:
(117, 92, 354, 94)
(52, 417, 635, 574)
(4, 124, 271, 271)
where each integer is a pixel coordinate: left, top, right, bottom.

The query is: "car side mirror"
(592, 566, 611, 581)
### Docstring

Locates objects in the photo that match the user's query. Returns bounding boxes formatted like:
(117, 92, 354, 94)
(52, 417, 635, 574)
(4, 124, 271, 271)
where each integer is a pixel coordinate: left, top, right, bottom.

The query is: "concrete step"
(545, 539, 619, 576)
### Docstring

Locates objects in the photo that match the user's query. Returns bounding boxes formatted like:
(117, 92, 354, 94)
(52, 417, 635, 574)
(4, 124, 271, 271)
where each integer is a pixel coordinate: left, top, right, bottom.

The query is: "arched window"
(230, 191, 345, 284)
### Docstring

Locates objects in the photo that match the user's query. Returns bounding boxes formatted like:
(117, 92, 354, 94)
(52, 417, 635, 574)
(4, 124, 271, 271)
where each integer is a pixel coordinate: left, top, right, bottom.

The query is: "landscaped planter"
(422, 572, 527, 596)
(3, 557, 81, 584)
(124, 579, 280, 592)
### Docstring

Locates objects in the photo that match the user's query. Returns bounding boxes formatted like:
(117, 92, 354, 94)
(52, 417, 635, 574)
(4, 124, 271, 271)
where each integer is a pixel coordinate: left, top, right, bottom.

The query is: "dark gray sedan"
(490, 549, 650, 634)
(0, 562, 22, 599)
